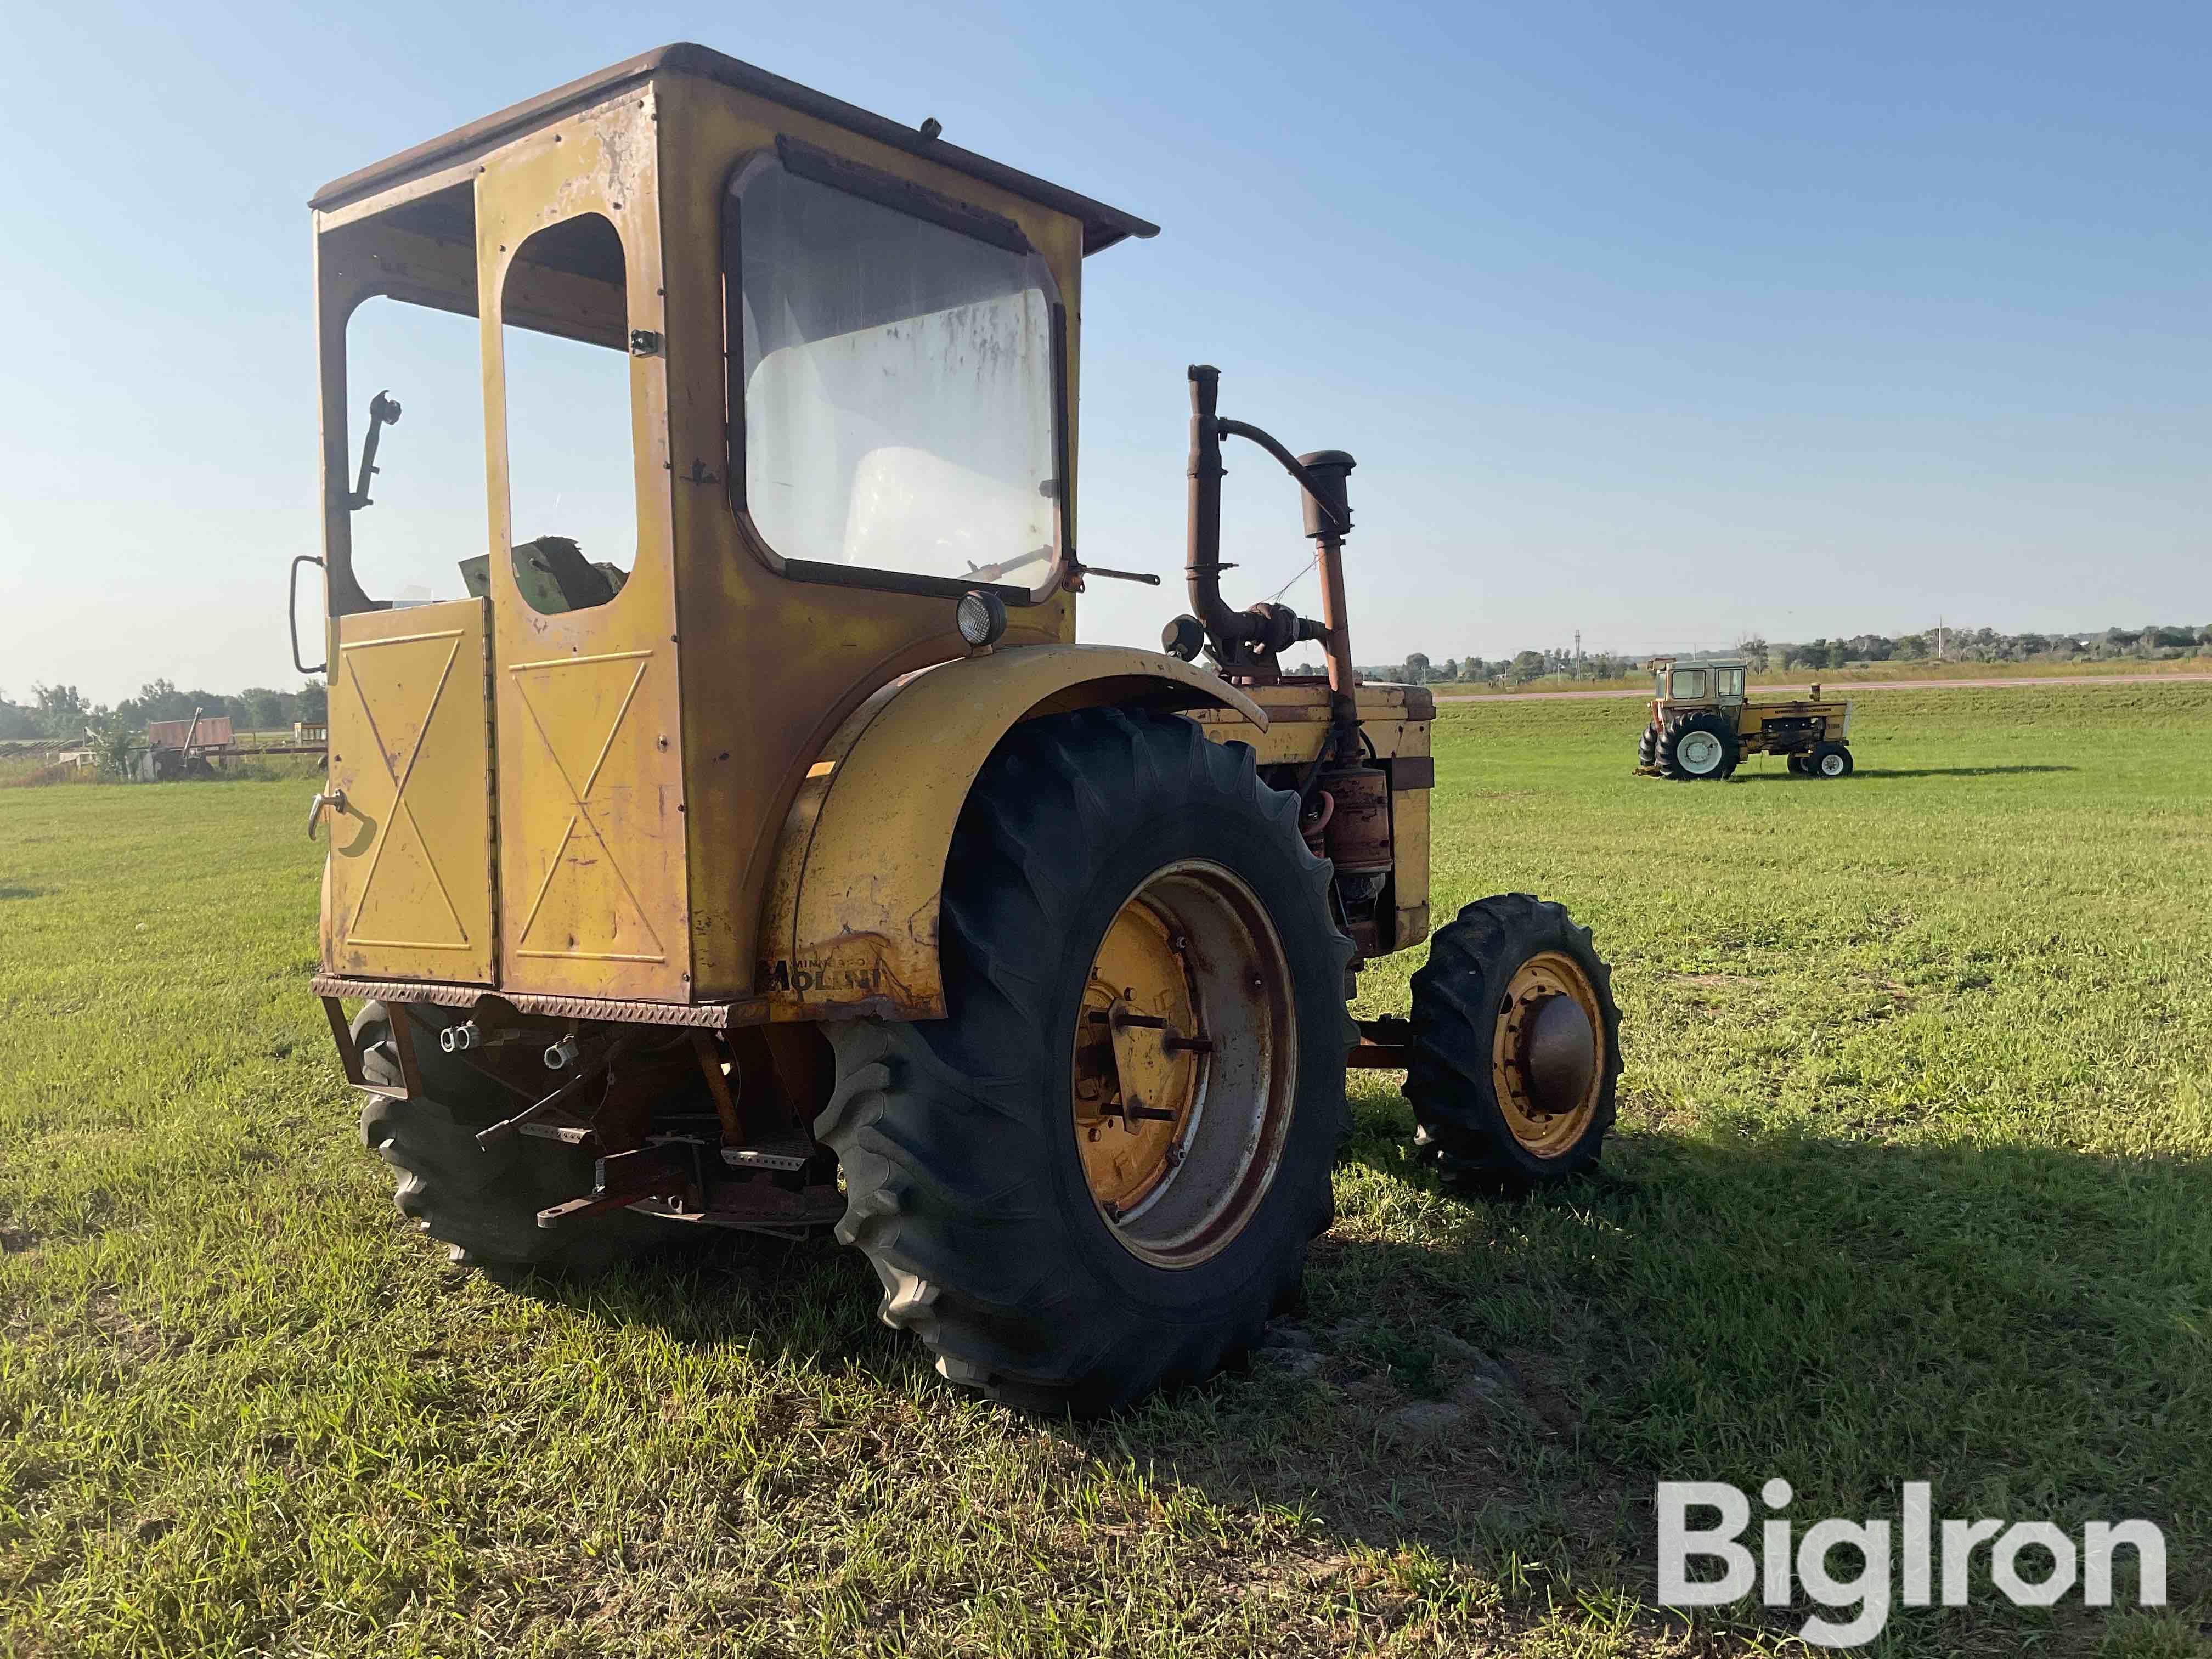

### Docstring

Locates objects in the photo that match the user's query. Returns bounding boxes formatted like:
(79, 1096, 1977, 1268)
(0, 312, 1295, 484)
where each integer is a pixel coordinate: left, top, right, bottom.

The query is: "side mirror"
(290, 555, 327, 675)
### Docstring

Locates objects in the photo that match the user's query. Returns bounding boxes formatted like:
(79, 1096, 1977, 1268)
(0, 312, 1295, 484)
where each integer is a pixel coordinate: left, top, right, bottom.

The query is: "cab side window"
(345, 297, 484, 605)
(499, 212, 636, 616)
(1717, 668, 1745, 698)
(1671, 668, 1707, 699)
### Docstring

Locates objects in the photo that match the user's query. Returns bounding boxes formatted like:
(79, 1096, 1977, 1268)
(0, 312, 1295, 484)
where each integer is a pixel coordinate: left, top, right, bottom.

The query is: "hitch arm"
(474, 1036, 635, 1149)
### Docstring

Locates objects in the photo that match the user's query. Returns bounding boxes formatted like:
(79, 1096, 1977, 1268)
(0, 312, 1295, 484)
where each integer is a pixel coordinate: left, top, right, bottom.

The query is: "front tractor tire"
(1657, 710, 1737, 781)
(1809, 741, 1854, 778)
(1404, 894, 1622, 1186)
(816, 708, 1353, 1415)
(354, 1002, 678, 1272)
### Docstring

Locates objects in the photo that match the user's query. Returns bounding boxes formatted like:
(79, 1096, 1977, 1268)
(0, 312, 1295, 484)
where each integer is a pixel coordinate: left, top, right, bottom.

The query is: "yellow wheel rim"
(1069, 860, 1295, 1268)
(1074, 898, 1201, 1214)
(1491, 951, 1606, 1158)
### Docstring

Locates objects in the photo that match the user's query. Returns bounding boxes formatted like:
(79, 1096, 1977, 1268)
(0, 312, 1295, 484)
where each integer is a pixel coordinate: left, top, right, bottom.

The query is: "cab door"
(321, 598, 498, 983)
(477, 110, 690, 1003)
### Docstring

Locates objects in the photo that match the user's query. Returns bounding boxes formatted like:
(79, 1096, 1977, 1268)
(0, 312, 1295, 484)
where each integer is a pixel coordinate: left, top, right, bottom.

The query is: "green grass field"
(2, 685, 2207, 1657)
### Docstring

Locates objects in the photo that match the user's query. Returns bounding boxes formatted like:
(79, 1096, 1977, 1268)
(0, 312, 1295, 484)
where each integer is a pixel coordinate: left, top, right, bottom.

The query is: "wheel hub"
(1073, 904, 1202, 1214)
(1069, 861, 1295, 1267)
(1678, 730, 1723, 774)
(1493, 952, 1605, 1156)
(1523, 993, 1596, 1116)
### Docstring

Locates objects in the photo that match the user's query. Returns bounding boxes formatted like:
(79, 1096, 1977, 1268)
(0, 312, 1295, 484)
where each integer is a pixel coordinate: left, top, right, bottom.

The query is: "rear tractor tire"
(1404, 894, 1621, 1187)
(1809, 741, 1853, 778)
(816, 707, 1353, 1415)
(1636, 724, 1658, 767)
(354, 1002, 680, 1272)
(1657, 711, 1737, 781)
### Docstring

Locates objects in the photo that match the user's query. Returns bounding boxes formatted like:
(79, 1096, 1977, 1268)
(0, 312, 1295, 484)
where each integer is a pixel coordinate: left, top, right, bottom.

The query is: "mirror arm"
(345, 391, 402, 511)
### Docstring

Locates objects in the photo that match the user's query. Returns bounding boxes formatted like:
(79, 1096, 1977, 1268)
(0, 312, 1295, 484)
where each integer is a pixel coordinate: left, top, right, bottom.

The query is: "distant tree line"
(0, 679, 328, 743)
(1329, 648, 1644, 686)
(1742, 624, 2210, 673)
(1329, 622, 2212, 685)
(10, 619, 2208, 737)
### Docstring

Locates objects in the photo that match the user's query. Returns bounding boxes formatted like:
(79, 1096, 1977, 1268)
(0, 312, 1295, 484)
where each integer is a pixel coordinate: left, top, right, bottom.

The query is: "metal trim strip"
(312, 974, 739, 1029)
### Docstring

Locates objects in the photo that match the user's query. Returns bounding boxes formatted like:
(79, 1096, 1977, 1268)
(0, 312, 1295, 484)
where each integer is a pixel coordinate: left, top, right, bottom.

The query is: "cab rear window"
(724, 149, 1064, 599)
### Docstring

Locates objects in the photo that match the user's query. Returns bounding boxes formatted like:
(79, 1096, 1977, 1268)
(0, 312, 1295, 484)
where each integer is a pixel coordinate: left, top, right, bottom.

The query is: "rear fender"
(756, 645, 1268, 1020)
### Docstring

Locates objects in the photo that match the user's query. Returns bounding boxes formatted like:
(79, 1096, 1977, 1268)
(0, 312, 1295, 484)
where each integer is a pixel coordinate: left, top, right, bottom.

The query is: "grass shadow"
(1733, 764, 2078, 782)
(488, 1223, 906, 1376)
(453, 1070, 2212, 1654)
(1068, 1110, 2211, 1648)
(479, 1106, 2209, 1650)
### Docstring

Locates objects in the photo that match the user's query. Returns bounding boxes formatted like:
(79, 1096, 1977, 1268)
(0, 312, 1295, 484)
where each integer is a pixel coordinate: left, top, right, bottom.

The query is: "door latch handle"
(307, 788, 347, 840)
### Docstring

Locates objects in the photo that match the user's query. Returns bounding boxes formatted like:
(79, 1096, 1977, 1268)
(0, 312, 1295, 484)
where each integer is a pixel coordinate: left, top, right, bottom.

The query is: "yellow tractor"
(1636, 656, 1855, 781)
(295, 44, 1622, 1412)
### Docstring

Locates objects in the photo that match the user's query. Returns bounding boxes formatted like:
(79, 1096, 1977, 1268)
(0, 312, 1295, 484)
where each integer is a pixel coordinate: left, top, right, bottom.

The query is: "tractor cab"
(1650, 656, 1748, 708)
(298, 44, 1156, 1004)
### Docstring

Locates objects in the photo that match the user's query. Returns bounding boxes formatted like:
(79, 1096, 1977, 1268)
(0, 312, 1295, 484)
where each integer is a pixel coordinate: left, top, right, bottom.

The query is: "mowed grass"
(0, 685, 2207, 1657)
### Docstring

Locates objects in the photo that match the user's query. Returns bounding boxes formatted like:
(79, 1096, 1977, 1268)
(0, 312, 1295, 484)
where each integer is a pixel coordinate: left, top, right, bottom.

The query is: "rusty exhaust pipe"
(1297, 449, 1361, 764)
(1185, 365, 1240, 650)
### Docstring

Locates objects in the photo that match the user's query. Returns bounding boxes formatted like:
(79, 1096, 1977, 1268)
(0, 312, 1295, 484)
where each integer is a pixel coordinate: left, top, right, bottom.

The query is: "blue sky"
(0, 0, 2205, 701)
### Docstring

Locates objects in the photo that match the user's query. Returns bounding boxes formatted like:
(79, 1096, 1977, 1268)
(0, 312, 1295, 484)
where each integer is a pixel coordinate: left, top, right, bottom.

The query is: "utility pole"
(1937, 617, 1945, 661)
(1573, 629, 1583, 679)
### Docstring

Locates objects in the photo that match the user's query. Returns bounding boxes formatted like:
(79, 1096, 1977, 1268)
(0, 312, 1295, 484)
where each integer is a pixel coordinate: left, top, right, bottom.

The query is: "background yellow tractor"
(1636, 656, 1855, 781)
(294, 44, 1623, 1413)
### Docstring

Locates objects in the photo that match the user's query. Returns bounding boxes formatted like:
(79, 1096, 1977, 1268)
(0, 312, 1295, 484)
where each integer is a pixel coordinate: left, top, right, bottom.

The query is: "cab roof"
(309, 42, 1162, 256)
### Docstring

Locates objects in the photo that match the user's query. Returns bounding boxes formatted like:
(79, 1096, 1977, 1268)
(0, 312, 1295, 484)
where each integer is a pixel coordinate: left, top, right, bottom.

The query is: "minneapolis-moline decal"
(757, 956, 889, 995)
